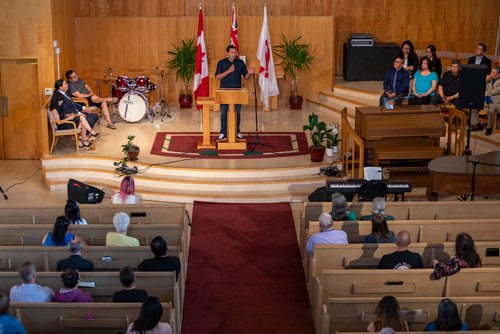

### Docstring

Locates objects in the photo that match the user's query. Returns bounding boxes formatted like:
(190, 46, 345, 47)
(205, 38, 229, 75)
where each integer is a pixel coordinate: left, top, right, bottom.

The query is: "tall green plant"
(303, 113, 332, 148)
(166, 38, 196, 95)
(273, 34, 313, 96)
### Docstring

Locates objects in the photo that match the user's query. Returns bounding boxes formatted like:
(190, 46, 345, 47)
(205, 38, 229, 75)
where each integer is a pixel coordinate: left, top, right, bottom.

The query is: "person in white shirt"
(112, 176, 140, 204)
(307, 213, 348, 254)
(9, 262, 54, 302)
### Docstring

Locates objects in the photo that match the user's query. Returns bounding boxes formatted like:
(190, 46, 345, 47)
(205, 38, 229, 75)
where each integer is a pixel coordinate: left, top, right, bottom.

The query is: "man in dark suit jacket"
(467, 43, 492, 72)
(56, 240, 94, 272)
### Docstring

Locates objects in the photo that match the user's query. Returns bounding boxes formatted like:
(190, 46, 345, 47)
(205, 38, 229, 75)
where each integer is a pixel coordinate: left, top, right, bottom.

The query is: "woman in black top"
(401, 40, 419, 78)
(425, 44, 442, 78)
(112, 266, 148, 303)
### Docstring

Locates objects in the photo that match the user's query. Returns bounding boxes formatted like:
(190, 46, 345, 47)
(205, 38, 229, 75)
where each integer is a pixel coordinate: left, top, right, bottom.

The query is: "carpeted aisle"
(181, 201, 315, 334)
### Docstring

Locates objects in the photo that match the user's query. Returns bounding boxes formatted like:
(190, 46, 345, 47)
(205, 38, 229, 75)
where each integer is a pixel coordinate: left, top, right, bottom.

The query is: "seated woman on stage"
(363, 214, 397, 244)
(409, 57, 438, 105)
(330, 192, 357, 221)
(401, 40, 419, 78)
(42, 216, 85, 247)
(425, 44, 442, 78)
(432, 232, 481, 279)
(112, 176, 140, 204)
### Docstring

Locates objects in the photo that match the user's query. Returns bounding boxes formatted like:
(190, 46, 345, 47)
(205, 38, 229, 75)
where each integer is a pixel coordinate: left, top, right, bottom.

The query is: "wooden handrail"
(341, 108, 364, 179)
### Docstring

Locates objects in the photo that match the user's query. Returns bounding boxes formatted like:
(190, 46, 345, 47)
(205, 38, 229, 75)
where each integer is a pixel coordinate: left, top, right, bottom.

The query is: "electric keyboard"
(326, 179, 412, 201)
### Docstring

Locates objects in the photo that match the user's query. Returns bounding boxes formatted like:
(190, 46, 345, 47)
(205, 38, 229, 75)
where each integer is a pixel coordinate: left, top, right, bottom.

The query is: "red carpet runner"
(181, 202, 315, 334)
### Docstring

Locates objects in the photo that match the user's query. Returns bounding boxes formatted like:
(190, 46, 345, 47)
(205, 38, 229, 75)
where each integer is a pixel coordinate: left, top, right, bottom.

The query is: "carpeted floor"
(150, 132, 310, 159)
(181, 201, 315, 334)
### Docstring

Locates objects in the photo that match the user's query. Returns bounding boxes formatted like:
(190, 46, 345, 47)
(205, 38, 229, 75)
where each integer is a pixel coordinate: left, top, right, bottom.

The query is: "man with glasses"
(379, 54, 410, 107)
(65, 69, 117, 129)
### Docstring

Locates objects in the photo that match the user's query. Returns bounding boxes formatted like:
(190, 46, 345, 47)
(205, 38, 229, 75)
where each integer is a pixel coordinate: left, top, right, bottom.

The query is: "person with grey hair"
(106, 212, 140, 246)
(484, 66, 500, 136)
(56, 240, 94, 272)
(9, 262, 54, 302)
(330, 192, 357, 221)
(307, 212, 348, 254)
(360, 197, 395, 221)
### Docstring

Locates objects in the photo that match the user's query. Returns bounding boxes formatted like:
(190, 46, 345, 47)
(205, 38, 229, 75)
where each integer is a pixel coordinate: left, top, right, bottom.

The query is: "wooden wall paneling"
(51, 0, 79, 80)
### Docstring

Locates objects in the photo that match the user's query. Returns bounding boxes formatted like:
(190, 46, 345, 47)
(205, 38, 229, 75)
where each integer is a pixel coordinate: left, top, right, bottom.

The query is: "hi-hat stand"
(151, 67, 171, 120)
(246, 73, 273, 154)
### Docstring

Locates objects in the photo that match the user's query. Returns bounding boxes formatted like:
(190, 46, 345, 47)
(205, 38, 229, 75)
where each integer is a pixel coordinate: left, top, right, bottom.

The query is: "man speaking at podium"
(215, 45, 254, 140)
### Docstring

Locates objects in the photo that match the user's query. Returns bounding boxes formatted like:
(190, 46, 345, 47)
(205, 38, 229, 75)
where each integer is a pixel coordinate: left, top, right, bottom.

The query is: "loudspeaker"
(67, 178, 104, 204)
(308, 187, 331, 202)
(457, 64, 487, 110)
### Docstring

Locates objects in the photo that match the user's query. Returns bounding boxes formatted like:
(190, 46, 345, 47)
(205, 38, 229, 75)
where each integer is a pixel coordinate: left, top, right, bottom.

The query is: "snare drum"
(135, 76, 151, 91)
(114, 76, 130, 91)
(118, 92, 148, 123)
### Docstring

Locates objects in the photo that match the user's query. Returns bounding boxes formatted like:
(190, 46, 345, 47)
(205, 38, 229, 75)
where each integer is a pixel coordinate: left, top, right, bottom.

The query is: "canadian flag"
(193, 5, 209, 110)
(229, 2, 239, 56)
(256, 5, 279, 109)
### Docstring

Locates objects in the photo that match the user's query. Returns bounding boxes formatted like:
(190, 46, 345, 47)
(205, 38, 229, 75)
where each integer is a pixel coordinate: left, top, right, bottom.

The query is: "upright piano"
(354, 105, 446, 163)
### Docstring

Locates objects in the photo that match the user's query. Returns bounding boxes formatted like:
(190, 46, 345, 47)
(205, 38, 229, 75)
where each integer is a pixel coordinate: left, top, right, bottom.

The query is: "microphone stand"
(246, 73, 273, 154)
(464, 105, 473, 156)
(466, 158, 500, 201)
(0, 186, 8, 200)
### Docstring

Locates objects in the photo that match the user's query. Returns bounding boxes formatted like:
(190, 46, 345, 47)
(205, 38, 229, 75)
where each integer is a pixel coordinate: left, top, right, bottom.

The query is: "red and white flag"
(229, 2, 239, 55)
(256, 5, 279, 108)
(193, 5, 209, 110)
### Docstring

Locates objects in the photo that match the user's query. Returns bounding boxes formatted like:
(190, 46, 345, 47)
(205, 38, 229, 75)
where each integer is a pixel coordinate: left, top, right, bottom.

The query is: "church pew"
(446, 268, 500, 297)
(0, 203, 186, 225)
(11, 302, 177, 334)
(320, 296, 500, 333)
(310, 269, 443, 330)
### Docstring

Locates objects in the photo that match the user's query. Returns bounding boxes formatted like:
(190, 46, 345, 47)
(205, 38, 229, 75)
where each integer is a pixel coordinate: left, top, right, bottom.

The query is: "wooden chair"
(446, 108, 467, 156)
(46, 108, 80, 155)
(341, 108, 365, 179)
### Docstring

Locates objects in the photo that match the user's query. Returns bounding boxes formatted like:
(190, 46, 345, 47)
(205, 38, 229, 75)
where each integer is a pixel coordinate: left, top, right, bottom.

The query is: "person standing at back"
(215, 45, 254, 140)
(467, 42, 492, 72)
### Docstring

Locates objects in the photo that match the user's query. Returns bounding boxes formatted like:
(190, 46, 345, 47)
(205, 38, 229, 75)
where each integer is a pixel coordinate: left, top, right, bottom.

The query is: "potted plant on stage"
(273, 34, 313, 109)
(326, 124, 340, 157)
(122, 135, 140, 162)
(303, 113, 332, 162)
(166, 38, 196, 108)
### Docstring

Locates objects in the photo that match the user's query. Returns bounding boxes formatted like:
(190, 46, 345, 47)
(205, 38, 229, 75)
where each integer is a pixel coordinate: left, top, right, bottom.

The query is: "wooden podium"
(216, 88, 248, 150)
(196, 97, 216, 150)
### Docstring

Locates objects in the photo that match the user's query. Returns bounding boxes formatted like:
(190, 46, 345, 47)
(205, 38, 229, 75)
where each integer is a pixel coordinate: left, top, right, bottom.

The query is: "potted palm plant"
(273, 34, 313, 109)
(166, 38, 196, 108)
(121, 135, 140, 162)
(303, 113, 332, 162)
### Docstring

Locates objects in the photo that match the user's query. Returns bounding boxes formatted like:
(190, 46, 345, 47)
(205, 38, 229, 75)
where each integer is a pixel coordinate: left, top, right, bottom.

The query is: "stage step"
(332, 85, 380, 106)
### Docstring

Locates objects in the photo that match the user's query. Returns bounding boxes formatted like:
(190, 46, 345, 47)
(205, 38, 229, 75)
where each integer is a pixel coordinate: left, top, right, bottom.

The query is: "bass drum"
(118, 92, 148, 123)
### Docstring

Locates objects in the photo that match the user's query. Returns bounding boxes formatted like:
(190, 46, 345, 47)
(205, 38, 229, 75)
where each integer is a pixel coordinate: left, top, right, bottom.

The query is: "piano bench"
(372, 146, 444, 166)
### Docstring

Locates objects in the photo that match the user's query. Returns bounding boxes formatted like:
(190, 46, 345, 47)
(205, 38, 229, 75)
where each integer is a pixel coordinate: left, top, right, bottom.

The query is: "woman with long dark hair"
(363, 214, 396, 243)
(65, 199, 87, 225)
(127, 296, 172, 334)
(367, 295, 408, 332)
(424, 298, 468, 331)
(433, 232, 481, 279)
(425, 44, 442, 78)
(113, 176, 140, 204)
(409, 56, 438, 105)
(42, 216, 85, 246)
(401, 40, 419, 78)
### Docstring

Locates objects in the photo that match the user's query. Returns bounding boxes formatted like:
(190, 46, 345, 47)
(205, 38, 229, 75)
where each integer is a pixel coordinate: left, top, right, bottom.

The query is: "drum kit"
(98, 67, 171, 123)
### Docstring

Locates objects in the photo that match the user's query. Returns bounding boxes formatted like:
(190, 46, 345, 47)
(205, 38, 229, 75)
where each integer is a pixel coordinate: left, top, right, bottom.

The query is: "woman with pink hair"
(112, 176, 140, 204)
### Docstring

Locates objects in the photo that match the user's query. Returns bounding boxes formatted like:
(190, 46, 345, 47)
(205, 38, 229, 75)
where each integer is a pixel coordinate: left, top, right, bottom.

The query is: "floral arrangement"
(326, 124, 340, 147)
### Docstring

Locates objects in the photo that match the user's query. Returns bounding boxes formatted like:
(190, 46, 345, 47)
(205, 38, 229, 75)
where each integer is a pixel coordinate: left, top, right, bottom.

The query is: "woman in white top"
(112, 176, 139, 204)
(127, 296, 172, 334)
(65, 199, 87, 225)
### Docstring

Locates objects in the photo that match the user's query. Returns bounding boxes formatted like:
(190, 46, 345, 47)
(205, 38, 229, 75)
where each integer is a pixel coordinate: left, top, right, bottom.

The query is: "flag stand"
(245, 73, 274, 155)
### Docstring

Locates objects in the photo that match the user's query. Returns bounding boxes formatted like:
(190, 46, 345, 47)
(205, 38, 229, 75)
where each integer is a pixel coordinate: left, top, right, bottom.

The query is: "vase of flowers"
(326, 123, 340, 157)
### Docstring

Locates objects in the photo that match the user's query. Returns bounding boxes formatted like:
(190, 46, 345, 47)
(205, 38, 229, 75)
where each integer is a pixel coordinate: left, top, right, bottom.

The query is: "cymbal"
(95, 77, 117, 81)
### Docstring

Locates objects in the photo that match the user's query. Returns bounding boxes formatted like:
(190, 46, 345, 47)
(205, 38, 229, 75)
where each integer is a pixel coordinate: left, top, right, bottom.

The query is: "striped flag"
(256, 4, 279, 108)
(229, 2, 239, 55)
(193, 4, 209, 110)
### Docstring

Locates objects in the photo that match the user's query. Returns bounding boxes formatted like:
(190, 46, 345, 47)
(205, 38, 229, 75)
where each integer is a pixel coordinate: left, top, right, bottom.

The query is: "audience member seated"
(409, 57, 438, 105)
(112, 176, 140, 204)
(424, 298, 469, 331)
(42, 216, 85, 247)
(467, 42, 492, 72)
(425, 44, 442, 78)
(138, 236, 181, 280)
(112, 266, 148, 303)
(330, 192, 357, 221)
(363, 214, 397, 244)
(307, 213, 348, 254)
(431, 59, 461, 106)
(9, 262, 54, 303)
(400, 40, 419, 78)
(360, 197, 395, 221)
(53, 268, 93, 303)
(65, 199, 87, 225)
(66, 69, 117, 129)
(484, 66, 500, 136)
(433, 232, 481, 279)
(106, 212, 140, 247)
(378, 230, 424, 270)
(0, 291, 27, 334)
(367, 295, 409, 332)
(56, 240, 94, 272)
(126, 296, 173, 334)
(50, 79, 100, 148)
(379, 54, 410, 107)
